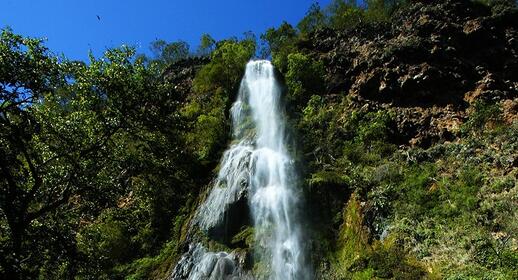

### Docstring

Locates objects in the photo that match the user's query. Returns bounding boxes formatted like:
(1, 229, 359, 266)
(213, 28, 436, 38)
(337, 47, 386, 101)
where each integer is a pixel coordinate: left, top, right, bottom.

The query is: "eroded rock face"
(300, 0, 518, 146)
(163, 57, 210, 97)
(205, 192, 250, 245)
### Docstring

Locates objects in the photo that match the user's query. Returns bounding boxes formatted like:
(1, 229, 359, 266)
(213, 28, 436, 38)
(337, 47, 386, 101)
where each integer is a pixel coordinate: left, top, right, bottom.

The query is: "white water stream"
(241, 60, 307, 280)
(184, 60, 309, 280)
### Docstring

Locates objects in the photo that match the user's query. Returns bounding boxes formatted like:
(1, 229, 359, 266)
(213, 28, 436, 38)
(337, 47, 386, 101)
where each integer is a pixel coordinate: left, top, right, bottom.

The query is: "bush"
(462, 101, 503, 134)
(336, 194, 370, 270)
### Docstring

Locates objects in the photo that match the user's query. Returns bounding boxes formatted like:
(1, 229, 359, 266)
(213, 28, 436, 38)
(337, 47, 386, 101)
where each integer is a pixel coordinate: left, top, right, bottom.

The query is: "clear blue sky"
(1, 0, 331, 61)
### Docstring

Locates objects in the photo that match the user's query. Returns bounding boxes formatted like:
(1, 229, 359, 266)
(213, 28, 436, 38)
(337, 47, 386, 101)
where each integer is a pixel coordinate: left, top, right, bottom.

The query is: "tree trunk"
(3, 210, 26, 280)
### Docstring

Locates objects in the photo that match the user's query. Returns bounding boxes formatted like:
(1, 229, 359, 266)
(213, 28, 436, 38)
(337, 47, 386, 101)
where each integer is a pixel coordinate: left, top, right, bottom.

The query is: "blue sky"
(1, 0, 331, 61)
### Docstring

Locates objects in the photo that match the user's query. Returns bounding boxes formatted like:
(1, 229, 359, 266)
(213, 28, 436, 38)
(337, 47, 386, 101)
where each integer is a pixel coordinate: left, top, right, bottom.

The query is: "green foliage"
(352, 110, 394, 144)
(231, 226, 255, 248)
(336, 194, 370, 269)
(327, 0, 365, 29)
(76, 213, 133, 277)
(326, 193, 429, 279)
(365, 236, 428, 279)
(0, 28, 61, 92)
(196, 33, 216, 56)
(193, 39, 255, 93)
(298, 0, 409, 35)
(336, 109, 396, 169)
(285, 53, 324, 108)
(186, 39, 255, 160)
(364, 0, 406, 22)
(150, 39, 190, 64)
(299, 95, 339, 163)
(297, 75, 516, 279)
(327, 0, 408, 29)
(113, 209, 192, 280)
(188, 103, 227, 160)
(462, 100, 504, 134)
(300, 97, 395, 170)
(387, 143, 517, 278)
(302, 95, 335, 127)
(261, 22, 298, 71)
(262, 0, 411, 77)
(0, 29, 200, 279)
(297, 3, 326, 35)
(0, 29, 85, 279)
(309, 170, 350, 188)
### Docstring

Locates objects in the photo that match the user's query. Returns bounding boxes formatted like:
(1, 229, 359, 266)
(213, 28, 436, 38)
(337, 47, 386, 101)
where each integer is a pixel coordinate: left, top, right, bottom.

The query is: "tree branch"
(26, 181, 73, 222)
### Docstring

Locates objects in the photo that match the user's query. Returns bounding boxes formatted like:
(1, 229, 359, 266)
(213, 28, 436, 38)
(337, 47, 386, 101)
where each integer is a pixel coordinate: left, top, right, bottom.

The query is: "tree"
(297, 2, 326, 35)
(193, 39, 256, 93)
(197, 33, 216, 56)
(260, 22, 298, 71)
(326, 0, 365, 29)
(150, 39, 190, 64)
(285, 52, 325, 109)
(0, 29, 70, 278)
(0, 29, 176, 279)
(364, 0, 404, 22)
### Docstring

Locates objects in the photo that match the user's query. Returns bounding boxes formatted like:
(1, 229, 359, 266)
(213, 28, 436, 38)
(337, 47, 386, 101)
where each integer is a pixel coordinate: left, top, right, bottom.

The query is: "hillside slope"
(281, 0, 518, 279)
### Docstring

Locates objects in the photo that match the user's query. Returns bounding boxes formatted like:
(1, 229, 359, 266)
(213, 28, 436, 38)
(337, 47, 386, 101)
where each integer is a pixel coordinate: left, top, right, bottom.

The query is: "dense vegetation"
(1, 0, 517, 279)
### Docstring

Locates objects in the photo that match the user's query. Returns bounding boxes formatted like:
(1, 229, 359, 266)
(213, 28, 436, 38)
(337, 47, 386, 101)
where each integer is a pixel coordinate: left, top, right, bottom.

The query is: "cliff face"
(301, 0, 518, 147)
(288, 1, 518, 279)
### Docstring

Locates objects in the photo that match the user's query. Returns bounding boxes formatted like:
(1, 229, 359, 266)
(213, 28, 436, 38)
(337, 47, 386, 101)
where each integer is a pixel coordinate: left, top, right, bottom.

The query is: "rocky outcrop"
(301, 0, 518, 146)
(163, 57, 210, 98)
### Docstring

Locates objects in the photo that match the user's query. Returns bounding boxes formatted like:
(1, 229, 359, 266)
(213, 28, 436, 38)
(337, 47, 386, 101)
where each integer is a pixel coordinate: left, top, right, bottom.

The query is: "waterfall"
(172, 60, 309, 280)
(240, 60, 307, 280)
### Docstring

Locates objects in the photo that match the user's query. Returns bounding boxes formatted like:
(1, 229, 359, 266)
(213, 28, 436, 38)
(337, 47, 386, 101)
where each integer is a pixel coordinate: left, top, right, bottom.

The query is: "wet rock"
(205, 191, 251, 246)
(196, 144, 253, 246)
(210, 256, 235, 279)
(170, 244, 253, 280)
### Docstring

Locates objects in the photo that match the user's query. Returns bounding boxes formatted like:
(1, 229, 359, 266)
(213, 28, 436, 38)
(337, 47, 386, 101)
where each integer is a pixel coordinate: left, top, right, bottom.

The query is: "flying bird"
(96, 15, 101, 21)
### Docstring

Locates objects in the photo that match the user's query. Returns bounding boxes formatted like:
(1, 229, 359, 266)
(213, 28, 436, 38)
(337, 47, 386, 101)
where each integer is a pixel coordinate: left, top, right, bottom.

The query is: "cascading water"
(240, 60, 307, 280)
(172, 60, 309, 280)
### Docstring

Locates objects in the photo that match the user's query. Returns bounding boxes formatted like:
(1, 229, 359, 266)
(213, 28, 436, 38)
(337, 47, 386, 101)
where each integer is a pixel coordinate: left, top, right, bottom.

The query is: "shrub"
(462, 101, 503, 134)
(301, 95, 335, 133)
